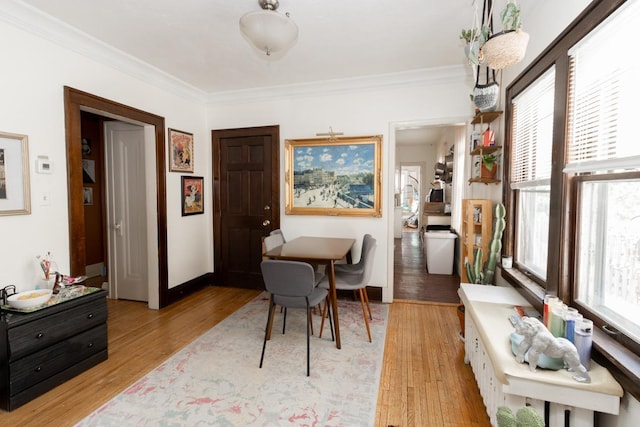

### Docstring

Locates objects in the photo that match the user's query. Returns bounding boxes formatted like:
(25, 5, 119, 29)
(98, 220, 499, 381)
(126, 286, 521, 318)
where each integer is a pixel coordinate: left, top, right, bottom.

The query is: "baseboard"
(166, 273, 214, 305)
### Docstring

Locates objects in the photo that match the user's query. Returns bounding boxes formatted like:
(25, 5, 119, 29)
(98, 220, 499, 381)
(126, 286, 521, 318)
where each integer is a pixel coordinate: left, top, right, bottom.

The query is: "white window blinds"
(565, 0, 640, 174)
(510, 67, 555, 188)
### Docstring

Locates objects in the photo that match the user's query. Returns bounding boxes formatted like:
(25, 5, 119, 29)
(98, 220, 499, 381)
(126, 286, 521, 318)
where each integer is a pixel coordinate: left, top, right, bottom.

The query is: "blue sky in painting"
(294, 144, 374, 176)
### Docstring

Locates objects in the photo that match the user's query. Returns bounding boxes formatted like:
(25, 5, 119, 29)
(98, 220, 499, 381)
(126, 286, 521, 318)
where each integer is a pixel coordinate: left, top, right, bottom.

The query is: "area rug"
(77, 294, 389, 427)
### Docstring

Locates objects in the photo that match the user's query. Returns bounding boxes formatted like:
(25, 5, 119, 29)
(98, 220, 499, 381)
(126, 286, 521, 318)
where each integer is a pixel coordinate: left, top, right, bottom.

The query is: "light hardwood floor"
(0, 287, 489, 426)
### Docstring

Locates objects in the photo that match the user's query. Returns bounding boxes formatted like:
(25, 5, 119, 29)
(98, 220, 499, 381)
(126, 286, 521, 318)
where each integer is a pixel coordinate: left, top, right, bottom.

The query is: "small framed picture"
(169, 128, 194, 173)
(0, 131, 31, 215)
(181, 176, 203, 216)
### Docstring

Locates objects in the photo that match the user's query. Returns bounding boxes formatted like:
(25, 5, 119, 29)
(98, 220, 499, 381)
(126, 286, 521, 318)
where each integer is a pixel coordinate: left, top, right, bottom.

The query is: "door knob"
(263, 219, 271, 226)
(264, 205, 271, 210)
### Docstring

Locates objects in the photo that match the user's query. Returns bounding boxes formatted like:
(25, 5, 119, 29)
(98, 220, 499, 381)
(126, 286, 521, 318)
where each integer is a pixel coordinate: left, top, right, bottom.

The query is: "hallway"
(393, 230, 461, 303)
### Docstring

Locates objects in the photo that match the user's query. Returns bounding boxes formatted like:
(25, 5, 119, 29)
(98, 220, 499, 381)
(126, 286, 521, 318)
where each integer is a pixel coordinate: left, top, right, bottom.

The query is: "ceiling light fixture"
(239, 0, 298, 56)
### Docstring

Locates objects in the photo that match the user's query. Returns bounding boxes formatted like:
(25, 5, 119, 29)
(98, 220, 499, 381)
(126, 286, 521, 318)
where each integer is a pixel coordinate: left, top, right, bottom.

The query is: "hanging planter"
(473, 67, 499, 112)
(479, 0, 529, 70)
(483, 29, 529, 70)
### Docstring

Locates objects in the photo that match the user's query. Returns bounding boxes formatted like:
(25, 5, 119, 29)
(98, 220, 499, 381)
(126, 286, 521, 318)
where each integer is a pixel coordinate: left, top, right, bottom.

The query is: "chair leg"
(318, 297, 335, 341)
(362, 287, 373, 320)
(358, 288, 372, 343)
(306, 301, 310, 377)
(309, 309, 315, 336)
(260, 299, 276, 368)
(282, 307, 287, 334)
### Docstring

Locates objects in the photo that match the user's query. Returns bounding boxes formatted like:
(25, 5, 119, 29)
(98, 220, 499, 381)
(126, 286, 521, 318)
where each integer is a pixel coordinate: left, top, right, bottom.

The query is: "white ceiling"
(15, 0, 527, 145)
(19, 0, 480, 94)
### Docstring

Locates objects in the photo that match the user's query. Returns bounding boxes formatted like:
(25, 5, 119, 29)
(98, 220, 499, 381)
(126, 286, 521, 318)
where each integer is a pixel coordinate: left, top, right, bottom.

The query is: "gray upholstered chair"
(269, 228, 286, 242)
(260, 259, 334, 376)
(334, 234, 374, 276)
(319, 238, 377, 342)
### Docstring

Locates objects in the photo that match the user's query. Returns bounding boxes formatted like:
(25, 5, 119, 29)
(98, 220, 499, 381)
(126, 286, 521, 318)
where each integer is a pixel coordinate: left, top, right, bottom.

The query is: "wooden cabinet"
(469, 111, 502, 185)
(0, 288, 108, 411)
(460, 199, 493, 282)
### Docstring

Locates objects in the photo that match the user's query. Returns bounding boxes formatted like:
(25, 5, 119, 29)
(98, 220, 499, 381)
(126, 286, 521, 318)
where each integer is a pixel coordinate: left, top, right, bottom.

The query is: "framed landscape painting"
(285, 135, 382, 217)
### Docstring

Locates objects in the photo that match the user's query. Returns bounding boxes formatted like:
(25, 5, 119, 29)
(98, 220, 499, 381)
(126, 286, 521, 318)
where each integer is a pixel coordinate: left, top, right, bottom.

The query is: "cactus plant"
(482, 202, 506, 285)
(465, 247, 484, 284)
(464, 202, 506, 285)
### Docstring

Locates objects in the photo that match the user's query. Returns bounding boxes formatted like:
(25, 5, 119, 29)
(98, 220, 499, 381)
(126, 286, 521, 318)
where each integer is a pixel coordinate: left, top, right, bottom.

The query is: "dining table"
(262, 235, 355, 349)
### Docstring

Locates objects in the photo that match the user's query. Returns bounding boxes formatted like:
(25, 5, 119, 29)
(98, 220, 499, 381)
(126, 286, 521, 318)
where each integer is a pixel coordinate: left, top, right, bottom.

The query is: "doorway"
(64, 87, 168, 308)
(390, 120, 466, 304)
(212, 125, 280, 289)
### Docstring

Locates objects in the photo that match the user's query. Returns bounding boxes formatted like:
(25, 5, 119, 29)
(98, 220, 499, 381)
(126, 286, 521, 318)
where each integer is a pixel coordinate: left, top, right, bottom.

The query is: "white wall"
(207, 76, 473, 300)
(0, 20, 211, 292)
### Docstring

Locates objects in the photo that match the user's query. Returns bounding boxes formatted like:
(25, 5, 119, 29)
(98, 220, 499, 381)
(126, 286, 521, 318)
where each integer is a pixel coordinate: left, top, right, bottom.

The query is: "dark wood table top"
(263, 236, 355, 262)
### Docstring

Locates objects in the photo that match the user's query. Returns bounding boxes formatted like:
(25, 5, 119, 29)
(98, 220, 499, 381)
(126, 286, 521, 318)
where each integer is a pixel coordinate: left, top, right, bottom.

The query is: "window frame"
(502, 0, 640, 400)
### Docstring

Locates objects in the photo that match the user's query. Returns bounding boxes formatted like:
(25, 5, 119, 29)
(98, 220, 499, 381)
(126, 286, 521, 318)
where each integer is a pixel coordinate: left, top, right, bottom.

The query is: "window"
(567, 0, 640, 346)
(504, 0, 640, 395)
(510, 68, 555, 282)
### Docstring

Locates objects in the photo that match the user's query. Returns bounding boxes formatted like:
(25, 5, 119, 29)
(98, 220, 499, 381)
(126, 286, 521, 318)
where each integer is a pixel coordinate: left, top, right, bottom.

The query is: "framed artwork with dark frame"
(285, 135, 382, 217)
(181, 175, 204, 216)
(0, 131, 31, 216)
(169, 128, 194, 173)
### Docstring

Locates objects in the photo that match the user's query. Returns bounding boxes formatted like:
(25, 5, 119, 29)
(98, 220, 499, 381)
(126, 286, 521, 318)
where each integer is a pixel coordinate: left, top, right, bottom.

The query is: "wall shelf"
(468, 177, 501, 185)
(471, 111, 503, 125)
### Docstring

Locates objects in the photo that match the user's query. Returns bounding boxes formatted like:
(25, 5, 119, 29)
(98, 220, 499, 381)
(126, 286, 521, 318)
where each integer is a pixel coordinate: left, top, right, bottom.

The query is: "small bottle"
(550, 303, 567, 337)
(574, 319, 593, 370)
(564, 308, 580, 342)
(543, 295, 558, 328)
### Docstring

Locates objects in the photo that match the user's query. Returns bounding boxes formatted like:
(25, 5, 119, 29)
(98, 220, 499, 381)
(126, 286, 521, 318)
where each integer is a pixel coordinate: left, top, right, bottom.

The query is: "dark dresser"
(0, 288, 108, 411)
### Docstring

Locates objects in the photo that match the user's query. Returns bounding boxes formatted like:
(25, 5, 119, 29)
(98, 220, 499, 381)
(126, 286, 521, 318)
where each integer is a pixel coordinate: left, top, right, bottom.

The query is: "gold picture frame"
(0, 131, 30, 216)
(168, 128, 194, 173)
(285, 135, 382, 217)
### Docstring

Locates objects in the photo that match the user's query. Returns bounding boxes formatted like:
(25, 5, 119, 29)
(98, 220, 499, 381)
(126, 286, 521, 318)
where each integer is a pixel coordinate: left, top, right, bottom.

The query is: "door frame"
(211, 125, 280, 286)
(64, 86, 169, 307)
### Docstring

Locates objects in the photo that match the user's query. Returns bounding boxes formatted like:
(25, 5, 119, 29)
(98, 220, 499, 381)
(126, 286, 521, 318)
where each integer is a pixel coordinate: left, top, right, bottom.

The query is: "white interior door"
(104, 121, 148, 302)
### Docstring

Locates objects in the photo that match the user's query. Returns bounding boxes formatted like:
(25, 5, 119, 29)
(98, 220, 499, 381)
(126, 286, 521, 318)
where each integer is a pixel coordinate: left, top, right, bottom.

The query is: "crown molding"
(2, 1, 471, 108)
(206, 65, 471, 106)
(0, 0, 208, 103)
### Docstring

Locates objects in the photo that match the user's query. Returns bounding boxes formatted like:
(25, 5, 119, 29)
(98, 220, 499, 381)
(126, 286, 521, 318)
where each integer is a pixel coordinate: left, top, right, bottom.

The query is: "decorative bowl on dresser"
(0, 287, 108, 411)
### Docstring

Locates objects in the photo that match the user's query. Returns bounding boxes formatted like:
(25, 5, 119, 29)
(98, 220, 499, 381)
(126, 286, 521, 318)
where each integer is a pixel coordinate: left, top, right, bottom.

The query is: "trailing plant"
(460, 28, 479, 43)
(500, 1, 523, 31)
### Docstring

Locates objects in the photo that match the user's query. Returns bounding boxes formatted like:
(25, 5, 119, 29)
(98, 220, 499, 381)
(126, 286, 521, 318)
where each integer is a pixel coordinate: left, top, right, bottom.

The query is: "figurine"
(513, 316, 591, 383)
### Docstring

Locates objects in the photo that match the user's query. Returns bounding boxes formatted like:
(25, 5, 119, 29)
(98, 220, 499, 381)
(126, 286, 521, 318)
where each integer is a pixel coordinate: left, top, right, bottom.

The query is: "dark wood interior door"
(212, 125, 280, 289)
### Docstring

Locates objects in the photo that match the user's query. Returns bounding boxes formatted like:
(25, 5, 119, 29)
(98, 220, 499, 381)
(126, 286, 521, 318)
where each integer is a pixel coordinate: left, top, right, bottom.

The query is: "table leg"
(328, 260, 341, 349)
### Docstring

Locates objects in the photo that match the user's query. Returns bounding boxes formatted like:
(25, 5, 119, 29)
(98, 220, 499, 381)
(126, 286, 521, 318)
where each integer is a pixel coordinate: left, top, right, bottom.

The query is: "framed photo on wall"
(181, 176, 204, 216)
(0, 131, 31, 216)
(169, 128, 194, 173)
(285, 135, 382, 217)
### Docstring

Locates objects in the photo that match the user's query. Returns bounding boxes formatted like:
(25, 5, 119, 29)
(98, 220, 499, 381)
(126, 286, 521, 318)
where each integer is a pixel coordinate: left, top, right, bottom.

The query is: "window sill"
(500, 266, 640, 401)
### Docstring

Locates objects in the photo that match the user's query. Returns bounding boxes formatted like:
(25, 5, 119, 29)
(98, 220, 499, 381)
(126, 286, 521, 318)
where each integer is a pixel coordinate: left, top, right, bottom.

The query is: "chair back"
(263, 234, 284, 252)
(356, 234, 374, 266)
(360, 238, 377, 285)
(261, 260, 315, 298)
(269, 229, 286, 243)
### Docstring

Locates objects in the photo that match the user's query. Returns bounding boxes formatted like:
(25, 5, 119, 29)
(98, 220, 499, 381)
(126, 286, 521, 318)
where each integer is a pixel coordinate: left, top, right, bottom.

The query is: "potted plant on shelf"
(481, 153, 498, 179)
(481, 0, 530, 70)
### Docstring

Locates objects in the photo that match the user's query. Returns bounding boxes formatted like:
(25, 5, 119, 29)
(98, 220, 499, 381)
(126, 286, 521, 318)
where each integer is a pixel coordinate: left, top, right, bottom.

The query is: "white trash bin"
(425, 231, 456, 275)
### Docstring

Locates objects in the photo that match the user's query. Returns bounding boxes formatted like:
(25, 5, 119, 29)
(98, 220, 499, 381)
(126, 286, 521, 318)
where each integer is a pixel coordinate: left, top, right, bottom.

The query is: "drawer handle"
(36, 332, 44, 339)
(88, 342, 94, 348)
(35, 366, 42, 373)
(87, 313, 94, 319)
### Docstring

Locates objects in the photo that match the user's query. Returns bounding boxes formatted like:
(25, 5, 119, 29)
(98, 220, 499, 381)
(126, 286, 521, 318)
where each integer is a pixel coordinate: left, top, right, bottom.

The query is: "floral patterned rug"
(77, 293, 389, 427)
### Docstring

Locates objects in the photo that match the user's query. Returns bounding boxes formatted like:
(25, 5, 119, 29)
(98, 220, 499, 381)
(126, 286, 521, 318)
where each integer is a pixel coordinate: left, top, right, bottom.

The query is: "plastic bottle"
(543, 295, 559, 328)
(574, 318, 593, 370)
(550, 303, 567, 337)
(564, 308, 580, 342)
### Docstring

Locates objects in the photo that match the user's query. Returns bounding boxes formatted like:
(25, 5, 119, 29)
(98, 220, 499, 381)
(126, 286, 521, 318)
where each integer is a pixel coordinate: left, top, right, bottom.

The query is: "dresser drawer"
(7, 298, 107, 360)
(8, 323, 107, 395)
